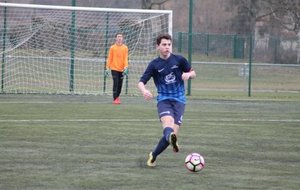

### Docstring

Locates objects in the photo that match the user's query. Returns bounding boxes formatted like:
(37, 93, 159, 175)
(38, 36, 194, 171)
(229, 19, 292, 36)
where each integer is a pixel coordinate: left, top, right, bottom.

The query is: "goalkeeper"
(138, 33, 196, 167)
(106, 32, 129, 104)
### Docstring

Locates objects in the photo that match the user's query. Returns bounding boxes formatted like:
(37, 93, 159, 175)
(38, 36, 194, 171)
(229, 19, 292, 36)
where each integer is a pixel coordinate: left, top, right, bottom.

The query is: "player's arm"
(138, 62, 154, 100)
(182, 69, 196, 80)
(138, 81, 153, 100)
(104, 47, 113, 76)
(123, 46, 129, 75)
(178, 55, 196, 80)
(106, 46, 113, 70)
(124, 46, 129, 69)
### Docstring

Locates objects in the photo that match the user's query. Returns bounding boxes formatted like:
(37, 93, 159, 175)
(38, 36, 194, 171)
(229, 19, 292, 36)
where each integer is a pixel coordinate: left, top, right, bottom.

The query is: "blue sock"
(152, 137, 169, 158)
(152, 127, 174, 158)
(163, 127, 174, 142)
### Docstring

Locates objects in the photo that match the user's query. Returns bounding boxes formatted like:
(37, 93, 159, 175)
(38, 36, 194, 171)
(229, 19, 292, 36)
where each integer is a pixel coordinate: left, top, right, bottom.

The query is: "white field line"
(0, 118, 299, 123)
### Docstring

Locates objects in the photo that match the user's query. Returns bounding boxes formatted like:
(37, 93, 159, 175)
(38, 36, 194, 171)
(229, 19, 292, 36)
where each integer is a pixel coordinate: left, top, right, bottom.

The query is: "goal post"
(0, 3, 172, 95)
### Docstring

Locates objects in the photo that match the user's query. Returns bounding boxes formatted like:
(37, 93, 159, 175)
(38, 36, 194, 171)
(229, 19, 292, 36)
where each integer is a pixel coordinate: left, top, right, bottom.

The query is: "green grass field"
(0, 94, 300, 190)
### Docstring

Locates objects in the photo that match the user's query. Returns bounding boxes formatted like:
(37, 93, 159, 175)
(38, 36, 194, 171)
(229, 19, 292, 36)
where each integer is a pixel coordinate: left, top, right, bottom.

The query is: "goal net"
(0, 3, 172, 95)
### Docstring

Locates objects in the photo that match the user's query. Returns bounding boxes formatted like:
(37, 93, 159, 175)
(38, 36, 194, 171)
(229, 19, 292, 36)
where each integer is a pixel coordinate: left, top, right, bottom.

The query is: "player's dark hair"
(115, 32, 123, 37)
(156, 33, 172, 45)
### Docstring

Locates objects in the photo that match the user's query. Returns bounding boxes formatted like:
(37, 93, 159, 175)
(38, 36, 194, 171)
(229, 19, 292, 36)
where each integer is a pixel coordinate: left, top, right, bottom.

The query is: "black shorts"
(157, 99, 185, 126)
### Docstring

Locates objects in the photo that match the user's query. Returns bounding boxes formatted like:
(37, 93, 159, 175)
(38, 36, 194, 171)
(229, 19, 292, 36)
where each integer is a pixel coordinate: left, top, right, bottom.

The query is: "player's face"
(157, 39, 172, 59)
(116, 34, 123, 44)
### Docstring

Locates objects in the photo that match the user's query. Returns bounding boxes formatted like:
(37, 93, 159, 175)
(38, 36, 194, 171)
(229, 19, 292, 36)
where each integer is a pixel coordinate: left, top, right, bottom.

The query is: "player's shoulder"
(110, 44, 118, 49)
(123, 44, 129, 49)
(150, 56, 161, 63)
(147, 57, 161, 69)
(171, 53, 188, 62)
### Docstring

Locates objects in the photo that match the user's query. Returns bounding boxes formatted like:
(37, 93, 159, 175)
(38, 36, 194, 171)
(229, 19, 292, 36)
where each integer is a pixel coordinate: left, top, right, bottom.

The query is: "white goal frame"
(0, 3, 172, 95)
(0, 3, 172, 32)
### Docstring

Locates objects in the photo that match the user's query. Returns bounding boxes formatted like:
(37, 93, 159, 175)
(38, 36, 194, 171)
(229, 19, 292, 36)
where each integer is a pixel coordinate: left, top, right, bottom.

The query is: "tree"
(229, 0, 300, 63)
(141, 0, 170, 9)
(265, 0, 300, 63)
(229, 0, 267, 35)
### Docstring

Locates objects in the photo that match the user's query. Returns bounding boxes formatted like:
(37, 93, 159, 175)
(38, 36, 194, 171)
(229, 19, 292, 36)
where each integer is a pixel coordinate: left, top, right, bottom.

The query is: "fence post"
(69, 0, 76, 92)
(177, 32, 182, 53)
(187, 0, 193, 96)
(1, 1, 7, 93)
(233, 34, 237, 58)
(103, 12, 109, 94)
(248, 34, 253, 97)
(205, 33, 209, 56)
(273, 37, 280, 64)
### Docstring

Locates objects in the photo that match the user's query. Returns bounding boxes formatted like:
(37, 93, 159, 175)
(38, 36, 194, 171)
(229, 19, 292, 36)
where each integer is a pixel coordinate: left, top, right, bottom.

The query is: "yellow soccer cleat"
(147, 152, 157, 167)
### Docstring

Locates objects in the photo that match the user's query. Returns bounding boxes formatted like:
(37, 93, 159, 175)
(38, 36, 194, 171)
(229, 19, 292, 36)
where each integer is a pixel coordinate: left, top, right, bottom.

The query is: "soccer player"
(138, 33, 196, 167)
(106, 33, 129, 104)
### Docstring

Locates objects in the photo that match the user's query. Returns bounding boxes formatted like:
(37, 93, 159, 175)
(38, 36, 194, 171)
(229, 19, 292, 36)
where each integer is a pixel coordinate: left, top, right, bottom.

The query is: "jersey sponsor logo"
(171, 65, 178, 69)
(165, 72, 176, 84)
(159, 111, 171, 116)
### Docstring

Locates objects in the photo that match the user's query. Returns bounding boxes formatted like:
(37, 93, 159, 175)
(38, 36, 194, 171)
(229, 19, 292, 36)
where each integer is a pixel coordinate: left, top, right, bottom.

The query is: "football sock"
(152, 127, 174, 158)
(152, 136, 169, 158)
(163, 127, 174, 142)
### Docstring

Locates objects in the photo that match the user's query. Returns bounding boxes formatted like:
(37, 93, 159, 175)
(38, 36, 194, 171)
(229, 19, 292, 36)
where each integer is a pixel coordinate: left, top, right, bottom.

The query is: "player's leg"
(169, 101, 185, 152)
(147, 101, 173, 166)
(148, 122, 179, 166)
(148, 119, 172, 166)
(151, 101, 175, 156)
(158, 100, 176, 144)
(160, 115, 179, 152)
(159, 101, 185, 152)
(169, 124, 179, 152)
(111, 70, 119, 101)
(151, 124, 172, 155)
(117, 72, 124, 100)
(161, 115, 175, 141)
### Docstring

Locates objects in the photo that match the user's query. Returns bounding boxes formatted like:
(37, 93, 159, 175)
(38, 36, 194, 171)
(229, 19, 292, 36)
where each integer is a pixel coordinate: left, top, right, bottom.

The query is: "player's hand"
(182, 72, 192, 80)
(122, 68, 128, 76)
(105, 69, 110, 77)
(142, 89, 153, 100)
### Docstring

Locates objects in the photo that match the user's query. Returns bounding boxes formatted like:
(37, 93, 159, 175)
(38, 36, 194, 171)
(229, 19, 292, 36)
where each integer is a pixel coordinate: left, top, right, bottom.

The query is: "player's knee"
(161, 115, 174, 125)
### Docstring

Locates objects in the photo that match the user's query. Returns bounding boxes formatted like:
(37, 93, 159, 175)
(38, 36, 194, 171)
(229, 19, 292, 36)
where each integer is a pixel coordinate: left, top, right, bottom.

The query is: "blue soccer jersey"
(139, 54, 192, 104)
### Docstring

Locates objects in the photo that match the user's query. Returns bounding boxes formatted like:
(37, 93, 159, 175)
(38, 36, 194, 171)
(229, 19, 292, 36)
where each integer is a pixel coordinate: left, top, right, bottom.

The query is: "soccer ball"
(185, 153, 205, 172)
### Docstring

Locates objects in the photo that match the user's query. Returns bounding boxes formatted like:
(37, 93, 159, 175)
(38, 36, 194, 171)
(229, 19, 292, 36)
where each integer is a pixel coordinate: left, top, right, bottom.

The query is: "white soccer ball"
(185, 153, 205, 172)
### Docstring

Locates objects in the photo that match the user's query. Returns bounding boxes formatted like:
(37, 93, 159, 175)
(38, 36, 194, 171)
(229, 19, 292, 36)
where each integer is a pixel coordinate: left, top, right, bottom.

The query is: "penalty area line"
(0, 118, 299, 123)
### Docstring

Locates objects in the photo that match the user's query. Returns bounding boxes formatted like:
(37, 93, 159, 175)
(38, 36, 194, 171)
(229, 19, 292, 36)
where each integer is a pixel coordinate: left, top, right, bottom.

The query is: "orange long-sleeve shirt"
(106, 44, 128, 72)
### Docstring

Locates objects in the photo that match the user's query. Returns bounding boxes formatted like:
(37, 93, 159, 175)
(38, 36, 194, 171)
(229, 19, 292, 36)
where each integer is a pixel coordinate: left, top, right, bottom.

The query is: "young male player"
(138, 33, 196, 167)
(106, 33, 129, 104)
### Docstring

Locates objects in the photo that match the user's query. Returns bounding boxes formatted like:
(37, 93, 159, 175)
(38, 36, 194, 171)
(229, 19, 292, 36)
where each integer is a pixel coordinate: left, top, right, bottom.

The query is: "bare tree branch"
(267, 0, 300, 33)
(141, 0, 170, 9)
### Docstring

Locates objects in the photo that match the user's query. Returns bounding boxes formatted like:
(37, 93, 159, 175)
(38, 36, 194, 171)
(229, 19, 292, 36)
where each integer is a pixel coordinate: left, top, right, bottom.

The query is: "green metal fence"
(174, 32, 250, 60)
(174, 32, 299, 64)
(173, 32, 300, 98)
